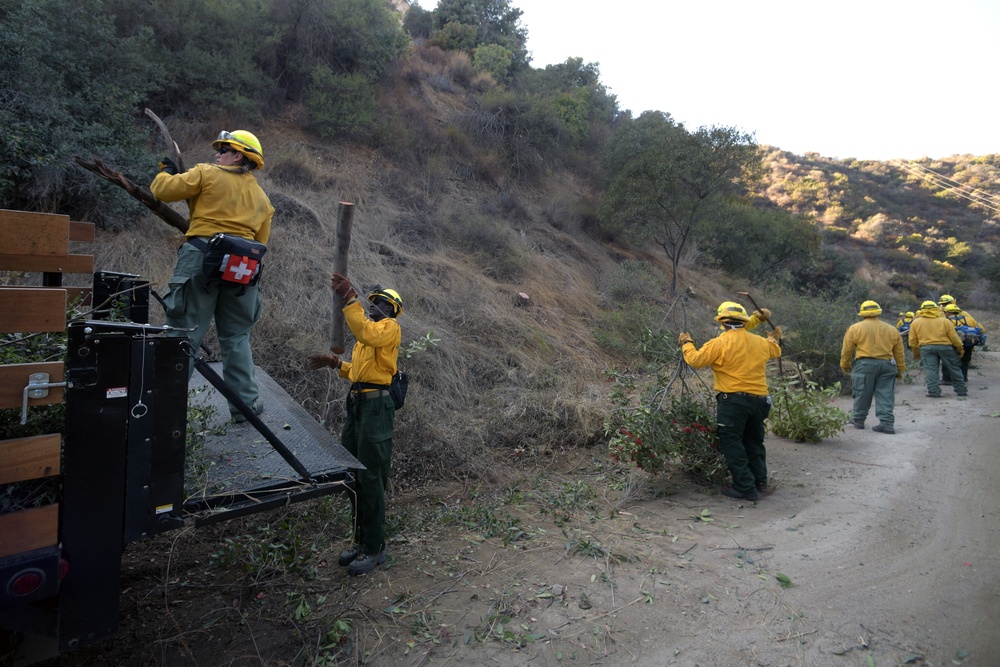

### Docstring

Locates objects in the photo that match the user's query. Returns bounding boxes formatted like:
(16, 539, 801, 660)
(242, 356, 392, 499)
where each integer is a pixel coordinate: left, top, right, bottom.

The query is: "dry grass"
(89, 66, 699, 495)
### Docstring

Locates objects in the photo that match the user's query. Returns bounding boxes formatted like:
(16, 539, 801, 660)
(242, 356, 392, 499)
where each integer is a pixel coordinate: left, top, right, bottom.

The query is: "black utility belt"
(717, 391, 768, 400)
(352, 389, 389, 401)
(189, 233, 266, 287)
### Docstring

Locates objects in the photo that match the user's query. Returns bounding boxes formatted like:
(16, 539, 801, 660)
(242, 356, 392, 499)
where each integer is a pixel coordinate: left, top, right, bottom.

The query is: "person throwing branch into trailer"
(679, 301, 782, 502)
(151, 130, 274, 422)
(307, 273, 402, 575)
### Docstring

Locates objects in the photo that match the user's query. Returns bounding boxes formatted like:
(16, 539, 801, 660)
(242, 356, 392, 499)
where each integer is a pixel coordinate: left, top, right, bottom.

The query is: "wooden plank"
(0, 504, 59, 558)
(0, 362, 64, 410)
(69, 220, 95, 242)
(0, 434, 61, 484)
(0, 210, 69, 256)
(0, 288, 66, 333)
(0, 253, 94, 274)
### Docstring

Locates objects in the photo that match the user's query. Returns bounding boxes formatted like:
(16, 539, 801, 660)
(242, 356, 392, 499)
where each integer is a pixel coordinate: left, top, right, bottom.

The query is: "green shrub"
(769, 367, 849, 442)
(473, 44, 513, 81)
(305, 67, 377, 141)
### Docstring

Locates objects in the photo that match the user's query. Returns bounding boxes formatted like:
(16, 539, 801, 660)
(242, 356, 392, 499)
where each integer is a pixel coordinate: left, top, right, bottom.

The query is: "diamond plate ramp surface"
(185, 362, 360, 501)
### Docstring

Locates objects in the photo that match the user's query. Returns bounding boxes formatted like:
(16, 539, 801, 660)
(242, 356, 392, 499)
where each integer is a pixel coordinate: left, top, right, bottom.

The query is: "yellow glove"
(955, 347, 964, 356)
(678, 332, 694, 346)
(767, 325, 782, 342)
(753, 308, 771, 321)
(911, 351, 921, 361)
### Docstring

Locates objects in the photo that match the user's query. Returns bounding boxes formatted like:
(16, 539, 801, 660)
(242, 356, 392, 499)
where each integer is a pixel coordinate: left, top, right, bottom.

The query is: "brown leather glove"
(307, 353, 341, 370)
(767, 325, 782, 342)
(678, 332, 694, 346)
(330, 272, 358, 301)
(753, 308, 771, 321)
(895, 372, 902, 380)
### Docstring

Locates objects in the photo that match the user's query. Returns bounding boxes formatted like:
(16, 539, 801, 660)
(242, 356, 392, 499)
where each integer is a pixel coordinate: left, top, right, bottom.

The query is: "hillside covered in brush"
(4, 0, 999, 477)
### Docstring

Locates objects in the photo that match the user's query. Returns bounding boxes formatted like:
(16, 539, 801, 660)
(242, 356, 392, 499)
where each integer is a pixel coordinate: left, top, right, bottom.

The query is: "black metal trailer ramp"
(183, 362, 359, 525)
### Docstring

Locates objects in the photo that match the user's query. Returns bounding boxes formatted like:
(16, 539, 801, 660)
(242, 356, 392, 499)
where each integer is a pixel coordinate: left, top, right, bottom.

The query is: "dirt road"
(52, 351, 998, 667)
(327, 349, 1000, 667)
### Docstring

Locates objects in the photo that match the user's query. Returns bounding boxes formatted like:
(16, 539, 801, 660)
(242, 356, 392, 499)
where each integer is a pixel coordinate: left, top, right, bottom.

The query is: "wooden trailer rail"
(0, 209, 94, 561)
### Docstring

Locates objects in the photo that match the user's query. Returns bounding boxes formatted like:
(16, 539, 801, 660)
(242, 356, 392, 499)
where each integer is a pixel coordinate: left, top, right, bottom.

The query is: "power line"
(892, 160, 1000, 214)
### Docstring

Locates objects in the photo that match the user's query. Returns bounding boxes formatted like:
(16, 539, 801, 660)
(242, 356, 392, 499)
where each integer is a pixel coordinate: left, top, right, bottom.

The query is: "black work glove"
(158, 157, 178, 175)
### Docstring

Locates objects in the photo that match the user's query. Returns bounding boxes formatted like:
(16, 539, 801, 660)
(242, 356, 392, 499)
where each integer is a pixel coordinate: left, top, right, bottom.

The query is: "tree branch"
(73, 156, 189, 234)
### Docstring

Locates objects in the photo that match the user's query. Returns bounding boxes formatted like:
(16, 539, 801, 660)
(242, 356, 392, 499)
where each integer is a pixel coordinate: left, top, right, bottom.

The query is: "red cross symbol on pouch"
(222, 254, 257, 284)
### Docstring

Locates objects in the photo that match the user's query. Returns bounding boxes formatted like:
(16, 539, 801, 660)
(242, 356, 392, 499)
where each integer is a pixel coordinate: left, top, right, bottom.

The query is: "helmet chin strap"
(722, 321, 745, 330)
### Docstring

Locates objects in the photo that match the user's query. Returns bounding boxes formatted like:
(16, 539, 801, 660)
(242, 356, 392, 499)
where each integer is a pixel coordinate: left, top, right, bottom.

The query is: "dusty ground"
(49, 350, 998, 667)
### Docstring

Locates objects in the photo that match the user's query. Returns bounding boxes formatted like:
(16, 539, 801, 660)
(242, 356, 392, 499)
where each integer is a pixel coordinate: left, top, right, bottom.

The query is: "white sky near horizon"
(513, 0, 1000, 161)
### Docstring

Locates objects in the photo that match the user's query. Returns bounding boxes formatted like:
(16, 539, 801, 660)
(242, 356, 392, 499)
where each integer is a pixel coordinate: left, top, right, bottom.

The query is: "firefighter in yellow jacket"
(151, 130, 274, 421)
(908, 301, 967, 398)
(939, 295, 985, 383)
(680, 302, 782, 501)
(307, 274, 402, 575)
(840, 300, 905, 434)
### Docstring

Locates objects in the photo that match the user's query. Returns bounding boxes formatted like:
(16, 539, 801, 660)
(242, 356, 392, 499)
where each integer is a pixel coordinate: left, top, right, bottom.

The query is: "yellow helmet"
(858, 300, 882, 317)
(714, 301, 749, 323)
(920, 300, 938, 310)
(938, 294, 955, 306)
(944, 304, 961, 314)
(905, 311, 914, 318)
(212, 130, 264, 169)
(368, 286, 402, 317)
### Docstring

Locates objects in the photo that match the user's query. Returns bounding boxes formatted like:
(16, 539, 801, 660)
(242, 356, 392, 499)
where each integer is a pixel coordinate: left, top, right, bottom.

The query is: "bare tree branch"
(73, 156, 189, 234)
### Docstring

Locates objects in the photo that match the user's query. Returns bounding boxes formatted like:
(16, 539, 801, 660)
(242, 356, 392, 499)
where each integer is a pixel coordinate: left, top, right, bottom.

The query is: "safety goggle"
(215, 131, 260, 155)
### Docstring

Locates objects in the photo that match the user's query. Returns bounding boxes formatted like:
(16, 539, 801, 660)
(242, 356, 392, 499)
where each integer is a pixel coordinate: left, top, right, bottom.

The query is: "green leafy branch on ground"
(770, 364, 849, 443)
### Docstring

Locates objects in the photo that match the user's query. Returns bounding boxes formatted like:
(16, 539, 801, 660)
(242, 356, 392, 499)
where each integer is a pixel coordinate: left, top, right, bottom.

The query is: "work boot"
(347, 549, 386, 576)
(872, 424, 895, 434)
(338, 544, 361, 566)
(721, 486, 760, 502)
(926, 393, 941, 398)
(852, 421, 865, 429)
(233, 400, 264, 423)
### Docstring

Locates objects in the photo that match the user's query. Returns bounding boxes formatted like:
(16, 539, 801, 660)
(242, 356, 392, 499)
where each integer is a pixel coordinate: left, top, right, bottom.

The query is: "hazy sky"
(514, 0, 999, 161)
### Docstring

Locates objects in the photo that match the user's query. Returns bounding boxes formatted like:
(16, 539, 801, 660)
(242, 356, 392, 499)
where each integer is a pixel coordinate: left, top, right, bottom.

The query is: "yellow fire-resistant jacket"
(151, 163, 274, 243)
(840, 318, 906, 373)
(908, 307, 964, 356)
(682, 328, 781, 395)
(338, 300, 401, 386)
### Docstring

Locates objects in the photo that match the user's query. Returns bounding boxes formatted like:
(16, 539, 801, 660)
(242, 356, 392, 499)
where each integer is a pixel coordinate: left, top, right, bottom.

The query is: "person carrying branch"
(679, 301, 782, 501)
(840, 300, 905, 434)
(307, 273, 402, 575)
(151, 130, 273, 422)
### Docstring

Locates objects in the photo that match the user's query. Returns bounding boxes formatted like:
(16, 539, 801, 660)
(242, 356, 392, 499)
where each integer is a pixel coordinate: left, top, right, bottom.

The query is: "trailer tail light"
(9, 569, 44, 596)
(0, 547, 62, 608)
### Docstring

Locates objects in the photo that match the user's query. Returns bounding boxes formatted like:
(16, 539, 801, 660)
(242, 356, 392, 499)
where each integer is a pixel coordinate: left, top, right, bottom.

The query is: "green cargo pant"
(342, 392, 395, 554)
(850, 358, 897, 428)
(715, 392, 770, 495)
(163, 242, 263, 412)
(920, 345, 967, 396)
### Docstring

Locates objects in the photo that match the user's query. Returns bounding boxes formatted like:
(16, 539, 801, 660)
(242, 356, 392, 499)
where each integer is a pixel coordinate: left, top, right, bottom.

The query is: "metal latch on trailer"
(20, 372, 68, 425)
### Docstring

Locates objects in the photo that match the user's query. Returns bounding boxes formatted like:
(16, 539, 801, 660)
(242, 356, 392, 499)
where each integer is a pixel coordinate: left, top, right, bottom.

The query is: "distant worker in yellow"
(938, 295, 986, 384)
(840, 300, 905, 434)
(908, 301, 967, 398)
(680, 302, 782, 501)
